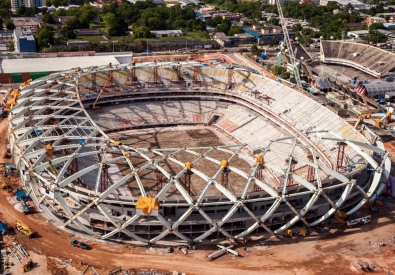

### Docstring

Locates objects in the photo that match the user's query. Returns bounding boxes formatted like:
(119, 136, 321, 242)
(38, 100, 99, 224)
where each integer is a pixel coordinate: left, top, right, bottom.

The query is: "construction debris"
(350, 259, 378, 274)
(108, 266, 122, 275)
(81, 265, 100, 275)
(207, 245, 239, 260)
(7, 247, 21, 264)
(12, 242, 29, 258)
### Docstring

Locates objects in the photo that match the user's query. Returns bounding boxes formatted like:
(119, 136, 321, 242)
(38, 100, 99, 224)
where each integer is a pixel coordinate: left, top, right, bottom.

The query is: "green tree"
(206, 15, 222, 27)
(369, 22, 384, 30)
(271, 65, 290, 79)
(132, 26, 150, 38)
(42, 13, 56, 24)
(35, 26, 55, 47)
(60, 25, 76, 39)
(107, 17, 128, 36)
(103, 13, 116, 29)
(5, 19, 15, 30)
(54, 9, 67, 16)
(8, 41, 14, 51)
(78, 6, 98, 24)
(216, 23, 230, 35)
(268, 18, 279, 26)
(228, 26, 243, 36)
(63, 17, 89, 30)
(250, 44, 261, 56)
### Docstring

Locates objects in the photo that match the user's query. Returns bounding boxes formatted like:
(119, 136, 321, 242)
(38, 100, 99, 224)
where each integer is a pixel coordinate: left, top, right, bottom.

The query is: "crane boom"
(276, 0, 303, 92)
(92, 71, 114, 109)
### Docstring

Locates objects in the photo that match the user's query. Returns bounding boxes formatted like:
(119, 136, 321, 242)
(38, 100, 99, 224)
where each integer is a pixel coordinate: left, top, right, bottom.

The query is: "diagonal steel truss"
(7, 65, 391, 244)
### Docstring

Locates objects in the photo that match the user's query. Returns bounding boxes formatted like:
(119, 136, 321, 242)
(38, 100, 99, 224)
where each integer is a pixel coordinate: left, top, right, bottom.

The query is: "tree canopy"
(35, 25, 55, 47)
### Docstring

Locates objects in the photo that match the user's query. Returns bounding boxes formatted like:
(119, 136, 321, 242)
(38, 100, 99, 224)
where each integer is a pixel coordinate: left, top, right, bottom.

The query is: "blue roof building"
(242, 27, 295, 45)
(14, 28, 36, 52)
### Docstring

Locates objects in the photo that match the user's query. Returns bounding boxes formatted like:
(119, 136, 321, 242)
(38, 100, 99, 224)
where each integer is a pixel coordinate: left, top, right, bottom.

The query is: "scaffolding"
(101, 164, 110, 192)
(221, 168, 235, 193)
(336, 142, 347, 172)
(286, 159, 298, 186)
(147, 66, 164, 87)
(68, 158, 86, 187)
(227, 67, 234, 90)
(307, 155, 315, 182)
(184, 170, 194, 196)
(170, 65, 184, 84)
(192, 66, 201, 85)
(155, 169, 163, 194)
(106, 71, 118, 89)
(88, 72, 98, 93)
(125, 67, 141, 87)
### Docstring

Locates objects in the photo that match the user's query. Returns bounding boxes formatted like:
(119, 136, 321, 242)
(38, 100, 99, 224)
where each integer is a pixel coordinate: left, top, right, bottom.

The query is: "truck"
(71, 239, 89, 249)
(15, 220, 35, 238)
(346, 215, 371, 227)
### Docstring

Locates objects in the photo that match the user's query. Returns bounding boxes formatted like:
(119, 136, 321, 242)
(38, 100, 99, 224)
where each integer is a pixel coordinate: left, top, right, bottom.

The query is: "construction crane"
(15, 220, 35, 238)
(275, 0, 303, 92)
(22, 189, 32, 215)
(92, 71, 114, 110)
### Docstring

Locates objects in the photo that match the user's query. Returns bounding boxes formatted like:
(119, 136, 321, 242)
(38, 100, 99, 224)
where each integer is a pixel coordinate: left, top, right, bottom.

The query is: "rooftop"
(14, 28, 34, 41)
(150, 30, 183, 35)
(1, 55, 128, 73)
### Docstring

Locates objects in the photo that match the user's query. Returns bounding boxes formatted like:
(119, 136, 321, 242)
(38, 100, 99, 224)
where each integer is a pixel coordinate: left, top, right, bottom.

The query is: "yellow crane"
(15, 220, 35, 237)
(92, 71, 114, 110)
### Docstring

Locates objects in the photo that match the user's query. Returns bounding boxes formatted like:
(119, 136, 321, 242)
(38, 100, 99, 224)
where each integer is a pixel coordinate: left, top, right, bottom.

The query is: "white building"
(319, 0, 365, 9)
(150, 30, 183, 38)
(269, 0, 299, 4)
(347, 30, 369, 39)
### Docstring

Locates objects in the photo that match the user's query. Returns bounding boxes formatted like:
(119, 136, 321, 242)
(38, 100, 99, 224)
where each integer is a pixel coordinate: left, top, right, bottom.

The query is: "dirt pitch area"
(109, 127, 254, 197)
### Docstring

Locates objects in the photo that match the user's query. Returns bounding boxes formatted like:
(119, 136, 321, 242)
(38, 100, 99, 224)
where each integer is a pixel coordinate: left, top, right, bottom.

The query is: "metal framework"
(227, 67, 233, 90)
(7, 64, 391, 245)
(147, 66, 163, 87)
(307, 155, 315, 182)
(276, 0, 303, 91)
(192, 66, 201, 85)
(88, 72, 98, 92)
(125, 67, 140, 87)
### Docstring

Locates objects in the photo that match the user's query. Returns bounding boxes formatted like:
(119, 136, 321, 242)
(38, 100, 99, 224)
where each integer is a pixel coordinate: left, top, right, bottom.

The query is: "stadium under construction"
(5, 61, 392, 244)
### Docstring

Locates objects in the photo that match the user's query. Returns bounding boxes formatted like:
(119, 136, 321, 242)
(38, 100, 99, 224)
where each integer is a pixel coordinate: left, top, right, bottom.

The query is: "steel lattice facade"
(7, 63, 391, 244)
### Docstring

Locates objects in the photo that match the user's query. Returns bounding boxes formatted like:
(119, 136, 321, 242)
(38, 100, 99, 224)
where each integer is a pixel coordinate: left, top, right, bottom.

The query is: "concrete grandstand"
(320, 40, 395, 78)
(6, 62, 391, 244)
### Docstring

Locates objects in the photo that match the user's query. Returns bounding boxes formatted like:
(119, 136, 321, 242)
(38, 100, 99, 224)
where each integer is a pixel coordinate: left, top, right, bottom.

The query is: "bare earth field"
(109, 127, 254, 197)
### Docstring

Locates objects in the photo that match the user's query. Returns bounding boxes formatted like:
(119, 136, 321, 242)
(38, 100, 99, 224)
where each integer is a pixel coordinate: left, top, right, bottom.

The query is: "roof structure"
(356, 80, 395, 96)
(7, 63, 391, 244)
(1, 55, 126, 73)
(320, 40, 395, 78)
